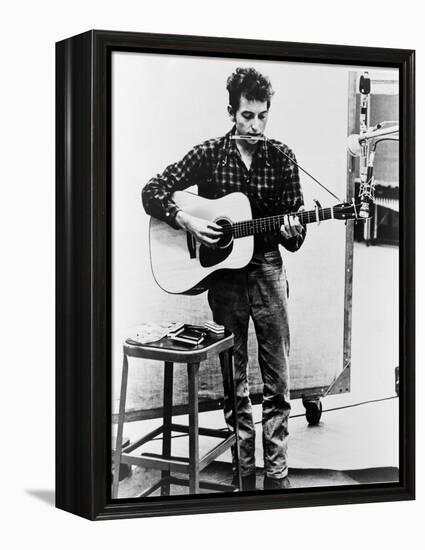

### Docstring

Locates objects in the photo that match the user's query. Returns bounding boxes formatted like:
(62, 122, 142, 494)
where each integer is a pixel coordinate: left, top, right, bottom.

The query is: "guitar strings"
(217, 208, 335, 235)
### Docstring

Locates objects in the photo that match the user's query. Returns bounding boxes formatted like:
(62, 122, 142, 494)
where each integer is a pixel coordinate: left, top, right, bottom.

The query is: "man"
(142, 67, 305, 490)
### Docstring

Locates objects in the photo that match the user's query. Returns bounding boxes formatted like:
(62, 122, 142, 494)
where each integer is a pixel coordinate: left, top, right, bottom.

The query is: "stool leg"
(112, 353, 129, 498)
(187, 362, 200, 494)
(161, 361, 173, 495)
(221, 349, 242, 490)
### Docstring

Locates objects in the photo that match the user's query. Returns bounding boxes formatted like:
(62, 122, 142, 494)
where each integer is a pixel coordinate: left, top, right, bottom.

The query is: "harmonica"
(230, 134, 267, 141)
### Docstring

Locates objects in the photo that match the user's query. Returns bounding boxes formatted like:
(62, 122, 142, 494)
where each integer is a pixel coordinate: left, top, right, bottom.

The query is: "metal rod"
(360, 125, 399, 142)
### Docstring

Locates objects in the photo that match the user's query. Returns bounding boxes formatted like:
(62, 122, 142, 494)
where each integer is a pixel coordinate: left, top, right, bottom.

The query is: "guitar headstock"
(333, 200, 365, 220)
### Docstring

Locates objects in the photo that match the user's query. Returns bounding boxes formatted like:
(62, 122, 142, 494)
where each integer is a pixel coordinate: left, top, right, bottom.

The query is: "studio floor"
(115, 242, 399, 497)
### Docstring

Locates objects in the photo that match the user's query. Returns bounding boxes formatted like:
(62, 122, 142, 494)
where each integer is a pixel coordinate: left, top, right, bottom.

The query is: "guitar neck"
(232, 207, 334, 238)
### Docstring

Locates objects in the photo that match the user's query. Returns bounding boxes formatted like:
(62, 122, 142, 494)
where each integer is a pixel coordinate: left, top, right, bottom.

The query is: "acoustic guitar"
(149, 191, 360, 295)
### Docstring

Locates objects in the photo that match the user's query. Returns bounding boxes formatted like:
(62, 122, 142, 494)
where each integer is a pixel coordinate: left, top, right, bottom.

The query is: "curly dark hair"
(226, 67, 274, 112)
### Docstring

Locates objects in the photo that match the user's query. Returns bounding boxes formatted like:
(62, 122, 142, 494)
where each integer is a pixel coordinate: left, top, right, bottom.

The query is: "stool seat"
(112, 329, 241, 498)
(124, 329, 233, 362)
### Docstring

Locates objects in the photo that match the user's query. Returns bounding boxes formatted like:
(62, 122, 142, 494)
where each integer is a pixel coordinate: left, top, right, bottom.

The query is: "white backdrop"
(112, 54, 383, 412)
(1, 0, 423, 548)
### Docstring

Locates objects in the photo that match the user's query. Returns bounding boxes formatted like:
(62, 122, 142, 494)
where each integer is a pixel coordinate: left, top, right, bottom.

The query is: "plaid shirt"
(142, 127, 306, 252)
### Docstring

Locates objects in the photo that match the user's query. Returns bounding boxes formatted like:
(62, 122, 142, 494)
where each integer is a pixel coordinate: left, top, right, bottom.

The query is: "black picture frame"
(56, 29, 415, 520)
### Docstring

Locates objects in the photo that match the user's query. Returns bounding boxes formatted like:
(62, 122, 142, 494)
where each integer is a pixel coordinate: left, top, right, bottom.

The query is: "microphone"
(347, 133, 362, 157)
(347, 125, 399, 218)
(346, 132, 373, 218)
(347, 125, 399, 157)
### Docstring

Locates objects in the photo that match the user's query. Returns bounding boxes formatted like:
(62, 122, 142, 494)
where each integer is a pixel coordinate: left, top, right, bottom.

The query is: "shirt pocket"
(255, 192, 283, 218)
(198, 175, 221, 199)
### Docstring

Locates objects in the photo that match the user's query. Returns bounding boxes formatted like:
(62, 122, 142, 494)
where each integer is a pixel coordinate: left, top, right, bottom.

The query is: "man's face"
(229, 95, 269, 142)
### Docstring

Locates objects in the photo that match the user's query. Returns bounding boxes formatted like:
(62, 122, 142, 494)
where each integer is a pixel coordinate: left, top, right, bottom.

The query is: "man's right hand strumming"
(175, 211, 223, 248)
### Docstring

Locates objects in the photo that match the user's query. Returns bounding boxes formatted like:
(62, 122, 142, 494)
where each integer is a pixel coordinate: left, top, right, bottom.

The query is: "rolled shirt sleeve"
(142, 145, 205, 229)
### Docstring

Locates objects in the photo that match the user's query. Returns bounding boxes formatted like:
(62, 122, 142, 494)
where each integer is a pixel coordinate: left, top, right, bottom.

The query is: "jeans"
(208, 250, 291, 479)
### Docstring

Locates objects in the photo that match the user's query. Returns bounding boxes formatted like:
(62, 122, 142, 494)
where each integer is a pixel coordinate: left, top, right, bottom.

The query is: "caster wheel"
(305, 400, 322, 426)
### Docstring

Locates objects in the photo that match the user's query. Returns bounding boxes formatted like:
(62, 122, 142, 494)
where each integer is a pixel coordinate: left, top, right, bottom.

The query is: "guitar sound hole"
(215, 218, 233, 249)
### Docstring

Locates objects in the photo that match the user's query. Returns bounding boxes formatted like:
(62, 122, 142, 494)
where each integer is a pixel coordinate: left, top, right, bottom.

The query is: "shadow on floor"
(25, 489, 55, 506)
(116, 461, 399, 498)
(344, 467, 399, 484)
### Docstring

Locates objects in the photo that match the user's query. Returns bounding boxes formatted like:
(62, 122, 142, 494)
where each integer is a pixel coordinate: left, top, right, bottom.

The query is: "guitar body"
(149, 191, 254, 294)
(149, 191, 357, 294)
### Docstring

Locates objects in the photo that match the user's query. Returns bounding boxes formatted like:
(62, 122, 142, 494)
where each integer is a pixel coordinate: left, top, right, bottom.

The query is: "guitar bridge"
(186, 232, 197, 259)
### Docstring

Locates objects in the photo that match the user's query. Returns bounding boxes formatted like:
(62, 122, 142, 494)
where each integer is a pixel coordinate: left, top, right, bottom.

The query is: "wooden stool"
(112, 330, 242, 497)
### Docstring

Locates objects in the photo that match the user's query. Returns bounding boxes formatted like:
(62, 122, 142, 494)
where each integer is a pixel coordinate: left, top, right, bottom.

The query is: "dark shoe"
(263, 475, 291, 490)
(232, 472, 257, 491)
